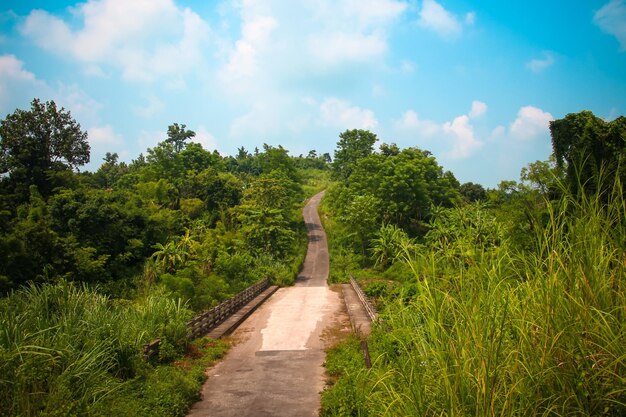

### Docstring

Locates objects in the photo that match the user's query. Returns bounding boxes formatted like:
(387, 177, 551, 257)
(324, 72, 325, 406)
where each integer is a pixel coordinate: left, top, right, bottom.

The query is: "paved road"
(187, 191, 350, 417)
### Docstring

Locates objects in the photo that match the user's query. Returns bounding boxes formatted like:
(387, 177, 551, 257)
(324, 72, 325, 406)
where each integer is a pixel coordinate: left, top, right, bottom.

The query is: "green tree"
(332, 129, 377, 180)
(258, 143, 299, 181)
(459, 182, 487, 202)
(549, 111, 626, 196)
(95, 152, 128, 189)
(0, 99, 90, 200)
(346, 147, 459, 231)
(166, 123, 195, 153)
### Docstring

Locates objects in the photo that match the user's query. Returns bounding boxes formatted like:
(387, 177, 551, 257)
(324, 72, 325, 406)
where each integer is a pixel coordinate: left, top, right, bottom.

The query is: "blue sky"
(1, 0, 625, 187)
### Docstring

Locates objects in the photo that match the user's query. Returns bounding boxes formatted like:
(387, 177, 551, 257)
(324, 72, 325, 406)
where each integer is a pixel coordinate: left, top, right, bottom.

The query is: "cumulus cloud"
(54, 83, 104, 127)
(594, 0, 626, 50)
(87, 125, 127, 168)
(217, 0, 407, 100)
(418, 0, 472, 39)
(339, 0, 407, 27)
(193, 127, 219, 152)
(20, 0, 211, 82)
(469, 100, 487, 118)
(491, 125, 506, 139)
(0, 54, 44, 110)
(319, 98, 378, 130)
(443, 114, 483, 159)
(0, 54, 37, 82)
(510, 106, 554, 139)
(394, 100, 485, 159)
(394, 110, 440, 137)
(220, 14, 278, 84)
(526, 51, 555, 73)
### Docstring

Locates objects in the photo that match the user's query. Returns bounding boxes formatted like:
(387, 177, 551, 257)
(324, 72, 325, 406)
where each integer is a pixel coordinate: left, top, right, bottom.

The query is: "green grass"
(0, 281, 229, 416)
(91, 338, 228, 417)
(300, 168, 332, 198)
(322, 187, 626, 416)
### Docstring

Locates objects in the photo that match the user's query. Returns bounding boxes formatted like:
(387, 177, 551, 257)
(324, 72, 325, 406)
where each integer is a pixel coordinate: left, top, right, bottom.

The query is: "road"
(186, 191, 350, 417)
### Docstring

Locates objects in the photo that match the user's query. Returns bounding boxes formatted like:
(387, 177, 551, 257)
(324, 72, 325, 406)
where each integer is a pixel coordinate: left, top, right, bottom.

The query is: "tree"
(165, 123, 195, 153)
(0, 99, 90, 200)
(258, 144, 299, 181)
(344, 147, 459, 232)
(459, 182, 487, 202)
(549, 111, 626, 196)
(332, 129, 377, 180)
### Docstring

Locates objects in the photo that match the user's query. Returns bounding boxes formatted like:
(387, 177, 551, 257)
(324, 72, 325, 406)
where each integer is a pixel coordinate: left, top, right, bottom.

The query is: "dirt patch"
(321, 284, 353, 349)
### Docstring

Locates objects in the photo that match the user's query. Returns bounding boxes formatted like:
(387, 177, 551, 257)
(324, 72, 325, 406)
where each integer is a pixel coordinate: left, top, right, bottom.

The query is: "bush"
(323, 186, 626, 416)
(0, 281, 193, 416)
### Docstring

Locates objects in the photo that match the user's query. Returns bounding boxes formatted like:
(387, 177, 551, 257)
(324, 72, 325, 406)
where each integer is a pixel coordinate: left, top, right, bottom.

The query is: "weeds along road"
(187, 191, 351, 417)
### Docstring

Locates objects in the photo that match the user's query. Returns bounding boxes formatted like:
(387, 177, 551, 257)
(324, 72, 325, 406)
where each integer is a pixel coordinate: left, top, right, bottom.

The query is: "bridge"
(186, 191, 374, 417)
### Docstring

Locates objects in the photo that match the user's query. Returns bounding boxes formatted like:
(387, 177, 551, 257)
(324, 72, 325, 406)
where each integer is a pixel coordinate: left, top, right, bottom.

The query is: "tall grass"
(322, 184, 626, 416)
(0, 281, 192, 416)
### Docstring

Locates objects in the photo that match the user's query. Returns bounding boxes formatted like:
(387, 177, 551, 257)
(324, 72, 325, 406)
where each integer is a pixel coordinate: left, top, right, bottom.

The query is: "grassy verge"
(0, 281, 230, 417)
(92, 338, 228, 417)
(321, 189, 626, 416)
(300, 168, 332, 198)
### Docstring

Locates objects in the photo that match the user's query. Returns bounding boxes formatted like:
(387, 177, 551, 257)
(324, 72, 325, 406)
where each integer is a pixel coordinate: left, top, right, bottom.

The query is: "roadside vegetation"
(0, 99, 329, 416)
(2, 98, 624, 416)
(321, 113, 626, 416)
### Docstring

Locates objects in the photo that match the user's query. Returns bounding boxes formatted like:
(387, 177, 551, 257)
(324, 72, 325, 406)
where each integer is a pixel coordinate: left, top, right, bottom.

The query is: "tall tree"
(166, 123, 195, 153)
(549, 111, 626, 196)
(0, 99, 89, 200)
(332, 129, 377, 180)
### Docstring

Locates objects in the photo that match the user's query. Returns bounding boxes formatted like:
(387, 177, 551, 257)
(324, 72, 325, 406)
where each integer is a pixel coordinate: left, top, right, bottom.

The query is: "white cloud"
(87, 125, 127, 168)
(88, 125, 124, 147)
(509, 106, 554, 140)
(394, 100, 485, 159)
(193, 127, 219, 152)
(418, 0, 469, 39)
(20, 0, 211, 82)
(465, 12, 476, 25)
(0, 54, 37, 82)
(53, 83, 104, 127)
(526, 51, 555, 73)
(491, 125, 505, 139)
(309, 32, 387, 66)
(393, 110, 440, 137)
(340, 0, 407, 27)
(469, 100, 487, 118)
(443, 114, 482, 159)
(594, 0, 626, 50)
(319, 98, 378, 130)
(0, 55, 46, 112)
(221, 14, 278, 83)
(217, 0, 406, 101)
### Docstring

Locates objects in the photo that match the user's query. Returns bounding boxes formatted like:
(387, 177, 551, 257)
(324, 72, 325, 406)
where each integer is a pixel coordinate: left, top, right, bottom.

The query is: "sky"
(1, 0, 625, 187)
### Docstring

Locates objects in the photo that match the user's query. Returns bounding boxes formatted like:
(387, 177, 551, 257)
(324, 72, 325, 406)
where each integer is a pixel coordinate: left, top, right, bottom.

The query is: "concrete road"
(187, 191, 351, 417)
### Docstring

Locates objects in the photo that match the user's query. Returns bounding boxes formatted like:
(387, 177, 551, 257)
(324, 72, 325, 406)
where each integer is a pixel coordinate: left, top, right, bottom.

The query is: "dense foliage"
(0, 101, 319, 301)
(0, 99, 330, 416)
(321, 111, 626, 416)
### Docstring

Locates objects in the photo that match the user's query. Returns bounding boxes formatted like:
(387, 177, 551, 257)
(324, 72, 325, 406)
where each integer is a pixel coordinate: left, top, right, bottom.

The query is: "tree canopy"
(332, 129, 377, 180)
(0, 99, 90, 200)
(550, 111, 626, 196)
